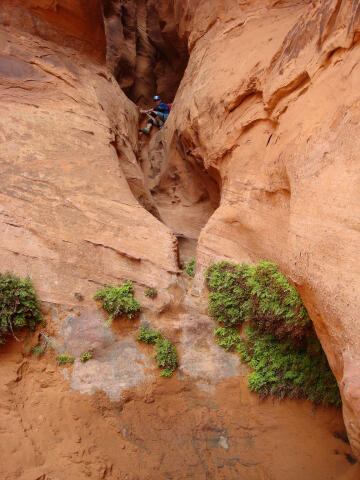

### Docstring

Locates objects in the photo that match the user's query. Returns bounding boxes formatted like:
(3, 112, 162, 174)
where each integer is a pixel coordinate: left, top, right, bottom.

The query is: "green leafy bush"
(145, 288, 157, 299)
(237, 327, 341, 407)
(185, 258, 195, 277)
(245, 261, 311, 341)
(0, 272, 42, 344)
(138, 325, 178, 377)
(206, 262, 252, 326)
(214, 327, 241, 351)
(138, 325, 161, 344)
(56, 353, 75, 365)
(206, 260, 311, 338)
(80, 351, 92, 363)
(207, 260, 341, 407)
(94, 280, 141, 327)
(155, 338, 178, 377)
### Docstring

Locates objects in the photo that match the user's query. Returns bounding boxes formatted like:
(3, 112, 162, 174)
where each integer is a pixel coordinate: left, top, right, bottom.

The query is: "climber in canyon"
(139, 95, 171, 135)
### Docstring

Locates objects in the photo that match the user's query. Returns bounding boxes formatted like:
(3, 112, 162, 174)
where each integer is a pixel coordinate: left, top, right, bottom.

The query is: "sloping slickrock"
(0, 339, 358, 480)
(1, 0, 360, 478)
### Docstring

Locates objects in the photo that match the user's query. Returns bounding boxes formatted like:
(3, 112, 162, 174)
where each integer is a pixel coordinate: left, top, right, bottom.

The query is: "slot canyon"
(0, 0, 360, 479)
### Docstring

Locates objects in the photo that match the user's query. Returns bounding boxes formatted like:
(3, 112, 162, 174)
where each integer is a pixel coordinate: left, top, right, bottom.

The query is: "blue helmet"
(153, 95, 160, 101)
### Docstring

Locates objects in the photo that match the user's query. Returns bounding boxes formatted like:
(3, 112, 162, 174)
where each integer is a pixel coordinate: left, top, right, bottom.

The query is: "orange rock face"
(1, 0, 360, 478)
(0, 0, 106, 61)
(103, 0, 188, 105)
(153, 0, 360, 458)
(0, 7, 179, 308)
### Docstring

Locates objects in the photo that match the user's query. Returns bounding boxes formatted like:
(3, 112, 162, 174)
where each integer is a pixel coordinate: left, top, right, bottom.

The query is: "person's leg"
(140, 120, 153, 135)
(150, 112, 160, 126)
(156, 112, 165, 122)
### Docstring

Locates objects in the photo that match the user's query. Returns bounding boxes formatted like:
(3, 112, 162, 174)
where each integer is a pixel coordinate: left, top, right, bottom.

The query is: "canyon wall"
(0, 0, 179, 309)
(103, 0, 188, 105)
(152, 0, 360, 457)
(0, 0, 360, 479)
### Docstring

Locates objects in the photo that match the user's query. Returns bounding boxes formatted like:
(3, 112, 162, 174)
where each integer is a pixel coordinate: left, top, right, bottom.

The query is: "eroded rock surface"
(0, 0, 360, 478)
(103, 0, 188, 105)
(0, 3, 179, 308)
(152, 0, 360, 456)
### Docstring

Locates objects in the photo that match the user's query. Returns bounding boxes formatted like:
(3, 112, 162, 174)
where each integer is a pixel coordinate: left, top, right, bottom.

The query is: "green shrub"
(145, 288, 157, 299)
(244, 261, 311, 340)
(94, 280, 141, 327)
(80, 351, 92, 363)
(138, 325, 178, 377)
(155, 338, 178, 377)
(207, 260, 341, 407)
(185, 258, 195, 277)
(206, 262, 252, 326)
(206, 260, 311, 339)
(0, 272, 42, 344)
(214, 327, 241, 351)
(138, 325, 161, 344)
(237, 327, 341, 407)
(56, 353, 75, 365)
(32, 342, 47, 357)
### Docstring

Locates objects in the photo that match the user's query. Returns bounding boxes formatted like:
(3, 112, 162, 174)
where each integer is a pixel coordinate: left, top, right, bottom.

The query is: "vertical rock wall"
(0, 0, 360, 478)
(103, 0, 188, 105)
(0, 0, 179, 307)
(153, 0, 360, 456)
(0, 0, 106, 62)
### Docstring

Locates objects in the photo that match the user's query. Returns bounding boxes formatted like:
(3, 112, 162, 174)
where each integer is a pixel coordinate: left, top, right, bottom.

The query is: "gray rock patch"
(70, 340, 152, 401)
(179, 313, 244, 386)
(58, 308, 153, 401)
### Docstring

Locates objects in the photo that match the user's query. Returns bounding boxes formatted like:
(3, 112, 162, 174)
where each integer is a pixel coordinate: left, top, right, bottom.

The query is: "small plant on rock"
(245, 260, 311, 341)
(31, 331, 53, 357)
(32, 342, 47, 357)
(206, 262, 252, 327)
(0, 272, 42, 344)
(138, 325, 178, 377)
(94, 280, 141, 327)
(145, 288, 157, 299)
(80, 351, 92, 363)
(237, 327, 341, 406)
(155, 338, 178, 377)
(138, 325, 161, 344)
(185, 258, 195, 277)
(56, 353, 75, 365)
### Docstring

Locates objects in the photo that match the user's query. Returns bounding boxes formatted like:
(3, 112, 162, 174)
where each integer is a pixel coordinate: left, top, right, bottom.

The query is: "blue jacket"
(154, 102, 170, 115)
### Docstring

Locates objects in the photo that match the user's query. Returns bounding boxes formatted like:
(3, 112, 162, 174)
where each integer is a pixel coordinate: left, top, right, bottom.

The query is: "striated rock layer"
(153, 0, 360, 457)
(0, 0, 360, 479)
(0, 0, 179, 309)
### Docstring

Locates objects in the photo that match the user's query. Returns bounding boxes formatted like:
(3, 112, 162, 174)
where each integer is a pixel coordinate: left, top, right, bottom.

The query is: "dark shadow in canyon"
(102, 0, 189, 106)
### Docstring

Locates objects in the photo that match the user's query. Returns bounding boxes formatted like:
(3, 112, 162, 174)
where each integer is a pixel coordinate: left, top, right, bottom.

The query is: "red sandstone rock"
(0, 0, 106, 62)
(152, 0, 360, 457)
(1, 0, 360, 478)
(103, 0, 188, 105)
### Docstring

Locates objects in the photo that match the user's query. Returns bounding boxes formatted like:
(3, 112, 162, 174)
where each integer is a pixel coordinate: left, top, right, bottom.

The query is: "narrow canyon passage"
(0, 1, 360, 480)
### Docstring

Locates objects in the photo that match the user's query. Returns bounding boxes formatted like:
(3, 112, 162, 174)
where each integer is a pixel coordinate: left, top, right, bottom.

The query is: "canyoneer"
(139, 95, 171, 135)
